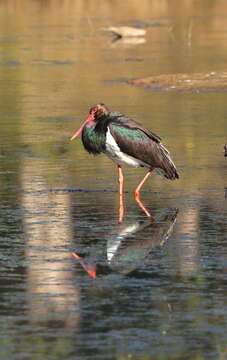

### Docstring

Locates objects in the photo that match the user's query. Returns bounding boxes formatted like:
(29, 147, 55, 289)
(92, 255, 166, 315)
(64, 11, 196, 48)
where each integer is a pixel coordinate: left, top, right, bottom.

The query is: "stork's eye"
(89, 107, 97, 115)
(89, 103, 109, 116)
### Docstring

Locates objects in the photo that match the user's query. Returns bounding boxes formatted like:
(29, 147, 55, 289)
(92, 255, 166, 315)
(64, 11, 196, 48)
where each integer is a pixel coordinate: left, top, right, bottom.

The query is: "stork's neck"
(82, 119, 107, 155)
(93, 114, 111, 134)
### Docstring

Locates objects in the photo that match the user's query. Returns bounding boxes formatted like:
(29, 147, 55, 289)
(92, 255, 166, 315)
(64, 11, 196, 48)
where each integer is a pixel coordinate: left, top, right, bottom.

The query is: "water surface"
(0, 1, 226, 359)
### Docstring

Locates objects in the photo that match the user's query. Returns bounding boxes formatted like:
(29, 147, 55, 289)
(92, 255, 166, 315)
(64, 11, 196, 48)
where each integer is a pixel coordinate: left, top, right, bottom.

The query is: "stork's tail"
(157, 143, 179, 180)
(163, 163, 179, 180)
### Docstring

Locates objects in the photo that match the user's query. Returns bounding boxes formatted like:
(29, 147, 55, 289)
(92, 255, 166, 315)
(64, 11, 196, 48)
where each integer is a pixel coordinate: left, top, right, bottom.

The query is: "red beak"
(72, 252, 96, 279)
(70, 114, 94, 140)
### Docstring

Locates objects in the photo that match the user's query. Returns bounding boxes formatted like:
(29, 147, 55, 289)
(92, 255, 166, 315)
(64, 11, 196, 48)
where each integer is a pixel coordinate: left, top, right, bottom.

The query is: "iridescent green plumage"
(82, 124, 106, 154)
(110, 123, 150, 142)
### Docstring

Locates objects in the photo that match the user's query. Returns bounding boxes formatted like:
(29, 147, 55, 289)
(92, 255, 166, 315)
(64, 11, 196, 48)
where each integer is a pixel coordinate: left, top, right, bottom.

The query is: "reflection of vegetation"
(0, 335, 73, 360)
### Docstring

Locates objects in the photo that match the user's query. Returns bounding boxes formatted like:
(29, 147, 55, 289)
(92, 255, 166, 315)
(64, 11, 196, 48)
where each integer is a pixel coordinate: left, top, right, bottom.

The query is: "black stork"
(71, 103, 179, 221)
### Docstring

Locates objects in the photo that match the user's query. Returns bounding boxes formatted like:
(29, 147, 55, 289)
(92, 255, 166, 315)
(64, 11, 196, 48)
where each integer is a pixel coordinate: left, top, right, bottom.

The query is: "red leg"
(134, 168, 154, 219)
(118, 165, 124, 223)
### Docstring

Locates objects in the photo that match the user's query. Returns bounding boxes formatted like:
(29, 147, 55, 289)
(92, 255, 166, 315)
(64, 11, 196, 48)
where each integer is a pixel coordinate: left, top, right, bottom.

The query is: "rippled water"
(0, 1, 226, 359)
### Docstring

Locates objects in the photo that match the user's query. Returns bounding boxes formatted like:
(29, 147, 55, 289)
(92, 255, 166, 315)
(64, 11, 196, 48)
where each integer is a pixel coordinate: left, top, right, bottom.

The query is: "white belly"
(104, 128, 149, 168)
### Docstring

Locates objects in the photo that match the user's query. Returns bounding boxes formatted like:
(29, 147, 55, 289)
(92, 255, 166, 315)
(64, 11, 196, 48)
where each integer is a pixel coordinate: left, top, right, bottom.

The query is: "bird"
(105, 26, 146, 38)
(224, 143, 227, 157)
(71, 103, 179, 221)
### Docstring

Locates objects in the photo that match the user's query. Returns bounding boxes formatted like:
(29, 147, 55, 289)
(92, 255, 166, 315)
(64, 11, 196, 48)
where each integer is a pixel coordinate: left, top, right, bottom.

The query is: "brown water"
(0, 1, 226, 359)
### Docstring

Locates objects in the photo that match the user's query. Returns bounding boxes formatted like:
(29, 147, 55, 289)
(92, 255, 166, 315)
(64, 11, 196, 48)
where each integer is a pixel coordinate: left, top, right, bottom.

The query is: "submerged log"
(128, 71, 227, 92)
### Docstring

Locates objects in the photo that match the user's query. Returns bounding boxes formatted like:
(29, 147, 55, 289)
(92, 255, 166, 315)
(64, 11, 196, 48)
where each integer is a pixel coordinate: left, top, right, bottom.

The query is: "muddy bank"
(128, 71, 227, 92)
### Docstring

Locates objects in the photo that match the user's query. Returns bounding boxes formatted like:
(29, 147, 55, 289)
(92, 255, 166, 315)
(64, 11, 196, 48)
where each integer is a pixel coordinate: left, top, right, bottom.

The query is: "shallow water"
(0, 1, 226, 360)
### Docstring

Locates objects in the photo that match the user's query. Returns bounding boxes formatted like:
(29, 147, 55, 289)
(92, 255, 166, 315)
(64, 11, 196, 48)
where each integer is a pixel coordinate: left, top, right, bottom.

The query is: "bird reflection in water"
(72, 208, 178, 278)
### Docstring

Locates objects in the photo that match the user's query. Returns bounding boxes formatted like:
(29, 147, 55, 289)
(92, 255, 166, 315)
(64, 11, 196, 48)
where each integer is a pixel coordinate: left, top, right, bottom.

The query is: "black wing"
(110, 113, 162, 143)
(109, 120, 179, 179)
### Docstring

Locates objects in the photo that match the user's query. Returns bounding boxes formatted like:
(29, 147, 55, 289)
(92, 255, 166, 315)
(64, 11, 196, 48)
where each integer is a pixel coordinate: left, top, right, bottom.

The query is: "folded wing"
(109, 121, 179, 180)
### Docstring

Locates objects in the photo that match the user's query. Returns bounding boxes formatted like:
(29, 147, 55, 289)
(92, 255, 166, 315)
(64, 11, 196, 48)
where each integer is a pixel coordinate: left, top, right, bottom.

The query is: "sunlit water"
(0, 1, 226, 360)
